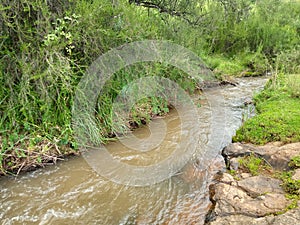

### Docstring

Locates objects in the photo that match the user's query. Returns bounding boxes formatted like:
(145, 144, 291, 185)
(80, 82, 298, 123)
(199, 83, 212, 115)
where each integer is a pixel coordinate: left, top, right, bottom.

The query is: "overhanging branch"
(129, 0, 207, 26)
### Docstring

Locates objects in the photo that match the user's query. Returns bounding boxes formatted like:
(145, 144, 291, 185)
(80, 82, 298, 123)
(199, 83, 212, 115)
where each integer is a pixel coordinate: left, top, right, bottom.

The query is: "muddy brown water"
(0, 77, 268, 225)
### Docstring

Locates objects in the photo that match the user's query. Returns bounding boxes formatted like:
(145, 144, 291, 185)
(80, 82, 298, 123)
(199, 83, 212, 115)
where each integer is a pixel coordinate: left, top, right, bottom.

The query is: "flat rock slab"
(209, 208, 300, 225)
(223, 142, 300, 170)
(209, 214, 275, 225)
(213, 174, 290, 217)
(237, 175, 284, 196)
(272, 206, 300, 224)
(209, 142, 300, 225)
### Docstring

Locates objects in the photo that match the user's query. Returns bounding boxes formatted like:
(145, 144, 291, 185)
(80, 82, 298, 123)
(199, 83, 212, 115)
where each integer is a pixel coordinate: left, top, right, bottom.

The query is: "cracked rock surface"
(206, 142, 300, 225)
(209, 207, 300, 225)
(237, 175, 284, 196)
(223, 142, 300, 170)
(212, 174, 290, 217)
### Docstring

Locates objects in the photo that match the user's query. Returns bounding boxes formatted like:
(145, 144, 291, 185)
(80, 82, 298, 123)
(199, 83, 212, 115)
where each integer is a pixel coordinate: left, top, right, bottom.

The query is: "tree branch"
(129, 0, 207, 26)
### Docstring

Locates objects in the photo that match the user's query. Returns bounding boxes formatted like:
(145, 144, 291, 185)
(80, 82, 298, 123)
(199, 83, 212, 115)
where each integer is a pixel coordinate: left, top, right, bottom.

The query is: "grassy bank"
(1, 0, 300, 175)
(233, 74, 300, 145)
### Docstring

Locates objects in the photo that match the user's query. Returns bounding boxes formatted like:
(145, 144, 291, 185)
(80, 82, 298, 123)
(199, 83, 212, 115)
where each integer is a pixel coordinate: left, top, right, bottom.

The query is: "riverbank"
(2, 73, 299, 178)
(1, 0, 299, 176)
(204, 73, 300, 224)
(1, 74, 299, 224)
(0, 76, 269, 224)
(0, 72, 255, 176)
(205, 142, 300, 225)
(233, 74, 300, 144)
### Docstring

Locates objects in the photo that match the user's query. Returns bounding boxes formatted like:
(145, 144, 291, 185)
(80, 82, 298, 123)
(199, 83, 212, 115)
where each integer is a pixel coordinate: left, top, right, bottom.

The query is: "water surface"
(0, 77, 268, 225)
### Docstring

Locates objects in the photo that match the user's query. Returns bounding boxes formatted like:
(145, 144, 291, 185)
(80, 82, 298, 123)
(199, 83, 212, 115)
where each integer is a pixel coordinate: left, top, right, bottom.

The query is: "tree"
(128, 0, 209, 26)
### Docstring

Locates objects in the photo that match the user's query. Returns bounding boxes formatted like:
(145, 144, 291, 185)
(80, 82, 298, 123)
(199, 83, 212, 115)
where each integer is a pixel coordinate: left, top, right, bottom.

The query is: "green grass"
(289, 155, 300, 169)
(278, 170, 300, 196)
(233, 74, 300, 145)
(277, 155, 300, 211)
(238, 153, 271, 176)
(203, 51, 268, 79)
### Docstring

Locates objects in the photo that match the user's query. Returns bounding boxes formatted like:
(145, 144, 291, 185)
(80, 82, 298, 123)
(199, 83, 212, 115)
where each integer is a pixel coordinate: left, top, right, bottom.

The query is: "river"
(0, 77, 268, 225)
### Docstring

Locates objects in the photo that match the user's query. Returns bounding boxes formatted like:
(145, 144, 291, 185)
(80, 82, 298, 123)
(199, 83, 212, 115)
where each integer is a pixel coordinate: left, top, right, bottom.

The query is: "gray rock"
(208, 208, 300, 225)
(258, 142, 300, 170)
(272, 207, 300, 224)
(223, 142, 300, 170)
(229, 157, 240, 170)
(219, 173, 236, 184)
(213, 177, 290, 217)
(208, 214, 275, 225)
(237, 175, 284, 197)
(223, 143, 256, 157)
(209, 142, 300, 225)
(240, 173, 251, 179)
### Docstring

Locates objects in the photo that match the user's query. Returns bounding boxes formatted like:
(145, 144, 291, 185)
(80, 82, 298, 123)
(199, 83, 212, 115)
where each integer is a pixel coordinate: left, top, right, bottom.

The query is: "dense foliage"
(0, 0, 299, 174)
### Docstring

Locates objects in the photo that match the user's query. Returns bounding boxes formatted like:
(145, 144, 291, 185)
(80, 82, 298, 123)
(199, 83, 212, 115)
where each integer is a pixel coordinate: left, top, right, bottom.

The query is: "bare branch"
(129, 0, 208, 26)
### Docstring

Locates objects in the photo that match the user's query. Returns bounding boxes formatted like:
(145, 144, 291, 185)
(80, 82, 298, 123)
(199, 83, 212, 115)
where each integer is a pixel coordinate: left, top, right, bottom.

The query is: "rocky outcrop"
(237, 175, 284, 196)
(173, 142, 300, 225)
(209, 214, 274, 225)
(223, 142, 300, 170)
(206, 142, 300, 225)
(209, 206, 300, 225)
(211, 174, 290, 218)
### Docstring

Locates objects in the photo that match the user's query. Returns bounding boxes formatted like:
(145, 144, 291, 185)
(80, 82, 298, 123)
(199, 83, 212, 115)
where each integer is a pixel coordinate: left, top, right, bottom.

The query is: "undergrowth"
(0, 0, 299, 174)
